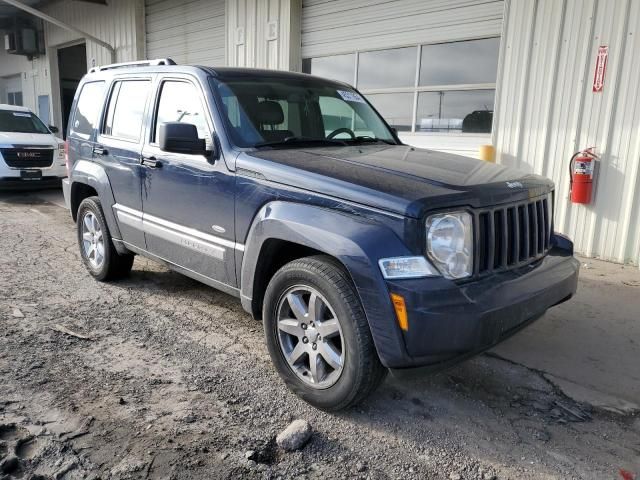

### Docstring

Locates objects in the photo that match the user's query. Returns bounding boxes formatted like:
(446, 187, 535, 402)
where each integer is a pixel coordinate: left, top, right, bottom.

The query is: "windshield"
(211, 76, 397, 148)
(0, 110, 50, 134)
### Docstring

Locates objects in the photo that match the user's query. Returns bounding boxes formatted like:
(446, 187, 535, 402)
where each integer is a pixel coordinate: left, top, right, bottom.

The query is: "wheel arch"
(240, 201, 414, 368)
(69, 159, 124, 249)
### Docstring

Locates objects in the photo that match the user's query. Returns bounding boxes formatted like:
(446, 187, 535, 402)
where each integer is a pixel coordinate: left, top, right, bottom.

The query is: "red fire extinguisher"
(570, 148, 598, 204)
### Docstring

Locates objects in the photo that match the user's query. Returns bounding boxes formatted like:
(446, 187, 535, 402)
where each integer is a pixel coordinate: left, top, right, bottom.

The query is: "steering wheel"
(327, 127, 356, 140)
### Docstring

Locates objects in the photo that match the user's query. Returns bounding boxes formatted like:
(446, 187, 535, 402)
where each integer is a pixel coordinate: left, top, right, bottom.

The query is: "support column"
(226, 0, 301, 71)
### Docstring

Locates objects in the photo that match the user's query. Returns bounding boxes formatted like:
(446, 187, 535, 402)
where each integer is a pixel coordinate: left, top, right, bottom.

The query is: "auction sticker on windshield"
(337, 90, 365, 103)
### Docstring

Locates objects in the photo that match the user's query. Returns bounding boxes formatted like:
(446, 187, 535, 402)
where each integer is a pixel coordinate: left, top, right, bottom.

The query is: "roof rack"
(89, 58, 176, 73)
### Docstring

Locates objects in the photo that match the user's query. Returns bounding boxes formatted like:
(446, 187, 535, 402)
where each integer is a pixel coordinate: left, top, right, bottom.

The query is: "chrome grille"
(474, 194, 552, 275)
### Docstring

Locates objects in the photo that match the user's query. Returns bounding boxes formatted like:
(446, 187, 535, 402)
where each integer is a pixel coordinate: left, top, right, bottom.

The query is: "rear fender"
(240, 201, 413, 367)
(71, 159, 123, 244)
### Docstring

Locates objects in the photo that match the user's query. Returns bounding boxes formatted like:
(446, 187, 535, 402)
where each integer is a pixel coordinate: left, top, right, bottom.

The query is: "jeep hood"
(243, 145, 554, 218)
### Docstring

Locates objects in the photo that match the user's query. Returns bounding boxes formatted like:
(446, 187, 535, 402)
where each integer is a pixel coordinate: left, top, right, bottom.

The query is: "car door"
(140, 75, 237, 287)
(95, 77, 153, 248)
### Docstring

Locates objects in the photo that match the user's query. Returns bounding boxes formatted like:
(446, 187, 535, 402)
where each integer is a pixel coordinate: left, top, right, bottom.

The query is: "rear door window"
(103, 80, 151, 142)
(71, 81, 105, 139)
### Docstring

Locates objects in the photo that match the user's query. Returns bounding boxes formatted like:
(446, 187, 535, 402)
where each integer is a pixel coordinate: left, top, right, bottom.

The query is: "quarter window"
(154, 81, 209, 143)
(104, 80, 150, 141)
(303, 37, 501, 134)
(71, 81, 106, 138)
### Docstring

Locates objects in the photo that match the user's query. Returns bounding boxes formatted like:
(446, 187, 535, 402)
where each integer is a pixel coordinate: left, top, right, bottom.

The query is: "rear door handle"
(141, 156, 162, 168)
(93, 146, 107, 156)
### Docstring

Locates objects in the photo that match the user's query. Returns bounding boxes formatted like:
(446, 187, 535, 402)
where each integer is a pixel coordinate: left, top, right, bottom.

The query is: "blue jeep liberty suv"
(62, 59, 579, 410)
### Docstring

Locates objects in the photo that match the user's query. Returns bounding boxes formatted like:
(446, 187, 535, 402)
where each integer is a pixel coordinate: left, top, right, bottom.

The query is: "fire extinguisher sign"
(592, 45, 608, 93)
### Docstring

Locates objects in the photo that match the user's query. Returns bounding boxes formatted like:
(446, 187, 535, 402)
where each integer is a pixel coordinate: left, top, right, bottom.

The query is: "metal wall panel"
(302, 0, 504, 57)
(494, 0, 640, 265)
(44, 0, 144, 66)
(145, 0, 226, 65)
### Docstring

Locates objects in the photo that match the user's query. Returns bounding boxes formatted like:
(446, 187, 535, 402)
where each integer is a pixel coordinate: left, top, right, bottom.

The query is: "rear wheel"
(77, 196, 134, 281)
(263, 255, 386, 411)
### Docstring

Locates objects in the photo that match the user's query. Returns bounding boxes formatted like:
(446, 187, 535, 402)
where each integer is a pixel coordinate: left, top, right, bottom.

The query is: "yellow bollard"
(479, 144, 496, 163)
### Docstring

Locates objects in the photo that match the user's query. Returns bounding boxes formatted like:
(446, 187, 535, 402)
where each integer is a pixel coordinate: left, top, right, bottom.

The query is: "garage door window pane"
(358, 47, 417, 89)
(416, 90, 495, 133)
(366, 92, 414, 131)
(303, 54, 355, 85)
(419, 38, 500, 86)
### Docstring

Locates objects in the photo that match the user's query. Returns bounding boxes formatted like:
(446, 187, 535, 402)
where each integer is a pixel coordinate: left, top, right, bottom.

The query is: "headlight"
(58, 143, 65, 159)
(426, 211, 473, 279)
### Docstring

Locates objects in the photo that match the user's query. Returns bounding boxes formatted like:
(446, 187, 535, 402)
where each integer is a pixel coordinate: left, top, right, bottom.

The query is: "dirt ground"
(1, 192, 639, 480)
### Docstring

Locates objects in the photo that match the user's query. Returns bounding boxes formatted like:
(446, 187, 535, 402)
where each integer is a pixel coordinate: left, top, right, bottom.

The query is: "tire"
(263, 255, 387, 411)
(76, 196, 134, 281)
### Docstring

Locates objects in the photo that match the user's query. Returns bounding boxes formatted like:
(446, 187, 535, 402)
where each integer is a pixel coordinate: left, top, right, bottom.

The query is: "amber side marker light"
(390, 293, 409, 331)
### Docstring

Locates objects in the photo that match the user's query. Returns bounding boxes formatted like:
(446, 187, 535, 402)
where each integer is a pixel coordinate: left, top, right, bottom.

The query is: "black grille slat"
(475, 194, 552, 276)
(536, 200, 545, 254)
(478, 213, 489, 272)
(510, 207, 521, 263)
(507, 207, 517, 264)
(521, 205, 529, 260)
(529, 203, 538, 256)
(1, 148, 54, 168)
(486, 212, 495, 271)
(500, 209, 509, 267)
(542, 198, 550, 249)
(492, 211, 501, 269)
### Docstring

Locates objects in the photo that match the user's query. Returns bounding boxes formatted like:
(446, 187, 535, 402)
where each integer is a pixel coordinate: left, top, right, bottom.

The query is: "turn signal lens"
(378, 256, 439, 279)
(390, 293, 409, 331)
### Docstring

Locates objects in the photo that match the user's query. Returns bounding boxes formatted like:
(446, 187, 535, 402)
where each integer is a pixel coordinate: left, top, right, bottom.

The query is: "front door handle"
(93, 146, 107, 156)
(141, 156, 162, 168)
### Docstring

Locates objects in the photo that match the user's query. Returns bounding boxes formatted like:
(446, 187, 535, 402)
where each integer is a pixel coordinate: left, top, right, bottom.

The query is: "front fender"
(70, 159, 122, 242)
(240, 201, 414, 367)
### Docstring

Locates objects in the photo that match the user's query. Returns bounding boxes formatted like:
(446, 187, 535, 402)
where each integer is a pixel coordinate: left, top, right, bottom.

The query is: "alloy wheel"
(81, 211, 105, 269)
(276, 285, 345, 389)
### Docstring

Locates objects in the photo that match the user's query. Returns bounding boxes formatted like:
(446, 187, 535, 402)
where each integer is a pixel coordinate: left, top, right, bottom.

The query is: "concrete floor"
(16, 188, 640, 414)
(493, 256, 640, 413)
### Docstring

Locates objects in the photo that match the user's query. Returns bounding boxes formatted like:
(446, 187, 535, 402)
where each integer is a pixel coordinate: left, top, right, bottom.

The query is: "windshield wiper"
(352, 135, 397, 145)
(254, 136, 347, 148)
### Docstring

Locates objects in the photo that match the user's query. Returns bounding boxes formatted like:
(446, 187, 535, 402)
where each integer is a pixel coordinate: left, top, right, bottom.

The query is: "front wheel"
(77, 196, 134, 281)
(263, 255, 386, 411)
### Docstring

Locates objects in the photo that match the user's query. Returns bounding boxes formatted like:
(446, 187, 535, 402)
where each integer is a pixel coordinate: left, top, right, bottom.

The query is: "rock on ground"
(276, 419, 312, 451)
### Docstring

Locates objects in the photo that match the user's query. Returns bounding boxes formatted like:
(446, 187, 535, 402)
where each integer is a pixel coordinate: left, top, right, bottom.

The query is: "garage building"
(0, 0, 638, 266)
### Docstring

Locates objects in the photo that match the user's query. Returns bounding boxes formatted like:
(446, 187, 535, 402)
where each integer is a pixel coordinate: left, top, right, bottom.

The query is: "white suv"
(0, 104, 66, 188)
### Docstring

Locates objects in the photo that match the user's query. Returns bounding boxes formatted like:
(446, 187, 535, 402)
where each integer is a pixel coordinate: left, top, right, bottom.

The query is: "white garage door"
(145, 0, 226, 66)
(302, 0, 504, 58)
(301, 0, 504, 157)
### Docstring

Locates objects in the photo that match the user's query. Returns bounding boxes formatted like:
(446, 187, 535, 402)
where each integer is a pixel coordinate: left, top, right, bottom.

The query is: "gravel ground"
(0, 192, 638, 480)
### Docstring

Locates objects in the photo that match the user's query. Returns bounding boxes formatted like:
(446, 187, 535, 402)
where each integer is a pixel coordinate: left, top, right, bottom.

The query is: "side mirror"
(159, 122, 206, 155)
(49, 125, 59, 133)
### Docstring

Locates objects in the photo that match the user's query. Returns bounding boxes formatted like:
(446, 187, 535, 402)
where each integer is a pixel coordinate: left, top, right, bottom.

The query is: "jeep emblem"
(506, 181, 524, 189)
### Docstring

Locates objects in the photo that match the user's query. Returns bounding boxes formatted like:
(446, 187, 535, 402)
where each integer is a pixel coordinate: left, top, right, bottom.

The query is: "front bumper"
(0, 156, 66, 190)
(0, 176, 63, 190)
(383, 246, 579, 370)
